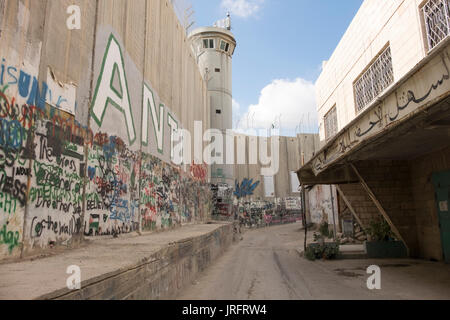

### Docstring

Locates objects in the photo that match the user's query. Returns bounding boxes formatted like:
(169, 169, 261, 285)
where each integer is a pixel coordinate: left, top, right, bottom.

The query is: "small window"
(215, 68, 221, 72)
(324, 105, 338, 140)
(216, 109, 222, 114)
(203, 38, 215, 49)
(220, 40, 231, 52)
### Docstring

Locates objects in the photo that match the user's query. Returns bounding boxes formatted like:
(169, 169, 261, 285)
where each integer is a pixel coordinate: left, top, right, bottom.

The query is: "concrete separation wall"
(0, 0, 211, 262)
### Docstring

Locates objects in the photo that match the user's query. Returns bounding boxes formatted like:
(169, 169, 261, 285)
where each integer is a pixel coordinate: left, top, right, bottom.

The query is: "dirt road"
(176, 223, 450, 300)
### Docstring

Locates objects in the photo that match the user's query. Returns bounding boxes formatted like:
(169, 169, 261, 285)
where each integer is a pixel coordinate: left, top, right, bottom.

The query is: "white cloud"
(221, 0, 264, 18)
(236, 78, 318, 134)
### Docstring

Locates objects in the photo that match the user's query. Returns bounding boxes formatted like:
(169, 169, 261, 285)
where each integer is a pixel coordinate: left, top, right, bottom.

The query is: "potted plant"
(305, 222, 340, 261)
(364, 219, 407, 258)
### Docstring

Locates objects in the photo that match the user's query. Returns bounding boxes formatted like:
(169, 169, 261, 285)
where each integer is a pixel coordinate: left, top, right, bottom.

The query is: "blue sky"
(188, 0, 363, 136)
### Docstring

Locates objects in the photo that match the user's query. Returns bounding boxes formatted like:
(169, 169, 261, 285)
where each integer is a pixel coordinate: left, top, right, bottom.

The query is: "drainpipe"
(302, 183, 307, 251)
(300, 151, 307, 251)
(330, 185, 337, 240)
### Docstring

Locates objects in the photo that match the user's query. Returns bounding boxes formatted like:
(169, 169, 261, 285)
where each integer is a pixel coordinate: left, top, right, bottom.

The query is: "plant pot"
(307, 242, 340, 260)
(364, 241, 407, 258)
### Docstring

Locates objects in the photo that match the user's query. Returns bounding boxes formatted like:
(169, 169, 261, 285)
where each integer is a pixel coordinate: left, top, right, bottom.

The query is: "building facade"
(317, 0, 443, 143)
(299, 0, 450, 262)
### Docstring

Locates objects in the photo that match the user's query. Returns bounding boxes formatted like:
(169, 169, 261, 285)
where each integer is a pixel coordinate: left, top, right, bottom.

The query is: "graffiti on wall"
(0, 79, 87, 255)
(0, 20, 215, 259)
(0, 28, 212, 261)
(28, 118, 85, 248)
(0, 59, 77, 114)
(234, 178, 260, 199)
(85, 133, 140, 236)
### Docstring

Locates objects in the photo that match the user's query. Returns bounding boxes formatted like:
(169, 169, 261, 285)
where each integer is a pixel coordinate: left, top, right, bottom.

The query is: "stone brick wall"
(337, 154, 449, 261)
(338, 183, 380, 228)
(341, 160, 419, 257)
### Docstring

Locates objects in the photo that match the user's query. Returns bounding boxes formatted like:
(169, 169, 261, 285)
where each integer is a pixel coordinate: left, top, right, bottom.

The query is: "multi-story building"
(298, 0, 450, 262)
(317, 0, 444, 142)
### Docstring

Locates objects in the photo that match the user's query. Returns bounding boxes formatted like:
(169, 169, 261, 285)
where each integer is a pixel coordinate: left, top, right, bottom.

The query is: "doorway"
(432, 170, 450, 263)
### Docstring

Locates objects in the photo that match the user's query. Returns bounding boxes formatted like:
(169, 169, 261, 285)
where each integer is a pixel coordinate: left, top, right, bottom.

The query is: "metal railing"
(354, 46, 394, 113)
(422, 0, 450, 51)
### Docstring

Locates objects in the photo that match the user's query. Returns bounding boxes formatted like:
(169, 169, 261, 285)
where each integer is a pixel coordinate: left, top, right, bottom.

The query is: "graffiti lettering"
(234, 178, 260, 199)
(0, 223, 20, 254)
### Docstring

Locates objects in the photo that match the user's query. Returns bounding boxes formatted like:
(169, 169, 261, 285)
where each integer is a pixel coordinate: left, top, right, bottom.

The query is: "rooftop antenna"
(226, 12, 231, 30)
(214, 12, 232, 30)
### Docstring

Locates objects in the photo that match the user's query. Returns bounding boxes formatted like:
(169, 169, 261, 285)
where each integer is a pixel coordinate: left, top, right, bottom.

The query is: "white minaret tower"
(188, 14, 236, 186)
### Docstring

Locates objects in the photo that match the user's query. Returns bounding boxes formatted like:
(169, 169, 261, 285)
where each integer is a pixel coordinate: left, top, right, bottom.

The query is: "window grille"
(422, 0, 450, 51)
(354, 46, 394, 113)
(324, 105, 338, 140)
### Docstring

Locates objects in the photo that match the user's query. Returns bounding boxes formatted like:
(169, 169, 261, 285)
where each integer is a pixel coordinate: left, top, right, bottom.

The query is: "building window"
(354, 46, 394, 113)
(216, 109, 222, 114)
(219, 40, 230, 52)
(422, 0, 450, 52)
(220, 40, 231, 53)
(324, 105, 338, 140)
(203, 38, 215, 49)
(264, 176, 275, 197)
(215, 68, 221, 72)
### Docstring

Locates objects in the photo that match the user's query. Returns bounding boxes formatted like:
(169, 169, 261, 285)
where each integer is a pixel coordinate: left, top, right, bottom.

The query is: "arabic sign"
(310, 45, 450, 176)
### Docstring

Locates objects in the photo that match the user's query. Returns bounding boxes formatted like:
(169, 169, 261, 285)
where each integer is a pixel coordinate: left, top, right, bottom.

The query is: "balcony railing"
(423, 0, 450, 51)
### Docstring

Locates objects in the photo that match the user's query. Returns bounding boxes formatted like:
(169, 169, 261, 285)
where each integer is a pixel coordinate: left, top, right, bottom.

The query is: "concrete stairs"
(338, 244, 368, 259)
